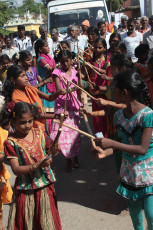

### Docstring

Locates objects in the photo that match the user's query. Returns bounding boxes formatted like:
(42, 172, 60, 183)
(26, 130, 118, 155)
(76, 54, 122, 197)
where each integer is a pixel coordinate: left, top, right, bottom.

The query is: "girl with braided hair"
(92, 70, 153, 230)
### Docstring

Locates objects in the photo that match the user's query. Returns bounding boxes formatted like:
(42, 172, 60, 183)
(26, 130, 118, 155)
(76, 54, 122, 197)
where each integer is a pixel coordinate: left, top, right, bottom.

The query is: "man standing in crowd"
(50, 27, 63, 53)
(97, 21, 111, 48)
(13, 25, 32, 52)
(140, 16, 150, 35)
(32, 24, 54, 66)
(81, 20, 90, 37)
(2, 36, 19, 60)
(143, 15, 153, 56)
(118, 15, 128, 35)
(67, 24, 87, 54)
(135, 18, 141, 32)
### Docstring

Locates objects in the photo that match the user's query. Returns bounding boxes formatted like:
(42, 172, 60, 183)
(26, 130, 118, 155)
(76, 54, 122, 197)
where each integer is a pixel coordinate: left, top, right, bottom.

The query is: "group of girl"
(0, 26, 153, 230)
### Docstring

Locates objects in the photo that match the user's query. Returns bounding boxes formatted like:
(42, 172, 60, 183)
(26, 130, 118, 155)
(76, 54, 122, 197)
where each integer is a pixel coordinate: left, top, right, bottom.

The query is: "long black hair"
(3, 65, 24, 103)
(35, 39, 46, 59)
(112, 70, 153, 109)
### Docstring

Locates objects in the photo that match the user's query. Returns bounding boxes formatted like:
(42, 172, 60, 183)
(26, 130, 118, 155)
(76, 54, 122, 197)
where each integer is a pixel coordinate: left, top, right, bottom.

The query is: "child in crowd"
(3, 65, 65, 133)
(51, 50, 81, 172)
(16, 50, 45, 88)
(35, 39, 56, 113)
(111, 41, 127, 55)
(84, 27, 100, 62)
(0, 96, 13, 230)
(135, 44, 150, 79)
(93, 71, 153, 230)
(107, 32, 121, 60)
(0, 54, 10, 84)
(4, 102, 62, 230)
(88, 38, 109, 136)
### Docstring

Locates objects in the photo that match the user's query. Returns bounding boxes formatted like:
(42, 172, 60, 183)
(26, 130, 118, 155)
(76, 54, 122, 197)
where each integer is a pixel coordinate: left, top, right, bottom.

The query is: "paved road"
(3, 104, 147, 230)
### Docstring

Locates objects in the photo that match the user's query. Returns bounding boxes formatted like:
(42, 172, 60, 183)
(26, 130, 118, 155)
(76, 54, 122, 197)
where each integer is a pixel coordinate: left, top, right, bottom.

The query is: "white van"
(47, 0, 110, 34)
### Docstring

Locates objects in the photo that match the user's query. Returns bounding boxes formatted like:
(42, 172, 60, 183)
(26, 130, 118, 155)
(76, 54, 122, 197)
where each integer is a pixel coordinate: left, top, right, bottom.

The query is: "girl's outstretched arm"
(81, 108, 106, 117)
(95, 127, 152, 156)
(37, 88, 66, 102)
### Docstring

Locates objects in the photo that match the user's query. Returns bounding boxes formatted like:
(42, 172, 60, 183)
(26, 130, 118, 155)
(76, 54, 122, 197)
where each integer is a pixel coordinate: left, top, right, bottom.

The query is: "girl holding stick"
(51, 50, 81, 172)
(4, 102, 62, 230)
(87, 38, 110, 136)
(3, 65, 65, 133)
(93, 71, 153, 230)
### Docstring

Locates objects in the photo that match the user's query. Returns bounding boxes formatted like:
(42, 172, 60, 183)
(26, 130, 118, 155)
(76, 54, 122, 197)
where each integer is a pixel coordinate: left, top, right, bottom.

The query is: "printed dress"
(114, 107, 153, 200)
(4, 128, 62, 230)
(26, 66, 40, 87)
(50, 68, 81, 159)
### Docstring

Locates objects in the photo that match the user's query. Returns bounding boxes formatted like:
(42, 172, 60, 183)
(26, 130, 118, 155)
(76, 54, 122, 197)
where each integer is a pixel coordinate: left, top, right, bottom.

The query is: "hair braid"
(140, 81, 153, 109)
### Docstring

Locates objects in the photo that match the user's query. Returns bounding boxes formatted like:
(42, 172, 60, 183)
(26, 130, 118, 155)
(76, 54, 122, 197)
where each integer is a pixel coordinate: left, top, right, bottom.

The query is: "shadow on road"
(52, 117, 126, 215)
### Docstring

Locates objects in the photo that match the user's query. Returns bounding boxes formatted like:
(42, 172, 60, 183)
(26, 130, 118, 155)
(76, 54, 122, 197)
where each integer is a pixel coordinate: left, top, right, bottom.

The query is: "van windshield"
(49, 6, 108, 33)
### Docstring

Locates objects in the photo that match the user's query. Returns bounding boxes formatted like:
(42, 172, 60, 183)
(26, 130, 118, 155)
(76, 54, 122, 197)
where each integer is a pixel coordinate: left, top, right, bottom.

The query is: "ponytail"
(140, 81, 153, 109)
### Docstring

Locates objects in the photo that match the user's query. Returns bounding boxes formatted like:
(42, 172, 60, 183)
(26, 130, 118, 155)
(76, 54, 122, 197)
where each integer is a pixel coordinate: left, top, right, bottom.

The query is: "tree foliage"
(106, 0, 124, 12)
(0, 2, 12, 27)
(16, 0, 46, 17)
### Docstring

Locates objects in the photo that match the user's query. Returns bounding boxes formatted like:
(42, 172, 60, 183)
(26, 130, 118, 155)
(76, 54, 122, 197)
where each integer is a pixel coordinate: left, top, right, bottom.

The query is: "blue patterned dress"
(114, 106, 153, 200)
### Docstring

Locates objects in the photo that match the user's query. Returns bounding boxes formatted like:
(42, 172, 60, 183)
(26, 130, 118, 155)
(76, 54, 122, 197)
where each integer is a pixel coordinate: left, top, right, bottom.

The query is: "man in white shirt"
(117, 15, 129, 35)
(50, 27, 63, 53)
(67, 25, 87, 54)
(32, 25, 54, 67)
(2, 35, 19, 59)
(122, 18, 142, 62)
(143, 15, 153, 56)
(97, 21, 111, 49)
(13, 25, 32, 52)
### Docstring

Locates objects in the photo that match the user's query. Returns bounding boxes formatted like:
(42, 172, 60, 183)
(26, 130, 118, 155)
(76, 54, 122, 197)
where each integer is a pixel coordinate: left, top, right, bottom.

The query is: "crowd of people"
(0, 14, 153, 230)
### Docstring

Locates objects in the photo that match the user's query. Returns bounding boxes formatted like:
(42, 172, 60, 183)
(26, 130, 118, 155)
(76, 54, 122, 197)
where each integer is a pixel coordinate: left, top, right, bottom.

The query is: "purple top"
(26, 67, 39, 86)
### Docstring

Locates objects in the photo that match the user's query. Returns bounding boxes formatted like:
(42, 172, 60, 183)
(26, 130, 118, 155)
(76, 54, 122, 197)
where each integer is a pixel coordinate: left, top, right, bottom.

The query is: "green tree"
(0, 2, 12, 27)
(17, 0, 46, 16)
(106, 0, 124, 12)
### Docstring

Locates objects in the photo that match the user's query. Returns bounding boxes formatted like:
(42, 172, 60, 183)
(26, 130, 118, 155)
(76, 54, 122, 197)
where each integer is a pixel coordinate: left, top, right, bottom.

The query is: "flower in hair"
(6, 102, 15, 113)
(16, 52, 20, 60)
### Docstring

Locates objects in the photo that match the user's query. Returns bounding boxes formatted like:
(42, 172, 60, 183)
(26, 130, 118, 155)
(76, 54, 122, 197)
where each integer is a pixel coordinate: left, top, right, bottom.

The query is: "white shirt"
(67, 36, 87, 53)
(100, 32, 111, 49)
(2, 46, 19, 59)
(32, 37, 54, 58)
(52, 36, 63, 53)
(122, 32, 143, 62)
(13, 36, 32, 52)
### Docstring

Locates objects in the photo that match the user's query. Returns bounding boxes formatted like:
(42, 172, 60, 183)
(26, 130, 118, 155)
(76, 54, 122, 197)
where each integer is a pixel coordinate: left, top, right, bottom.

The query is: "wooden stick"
(84, 65, 92, 83)
(54, 120, 96, 140)
(82, 113, 96, 148)
(60, 75, 98, 101)
(64, 81, 69, 114)
(70, 41, 91, 57)
(59, 75, 82, 107)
